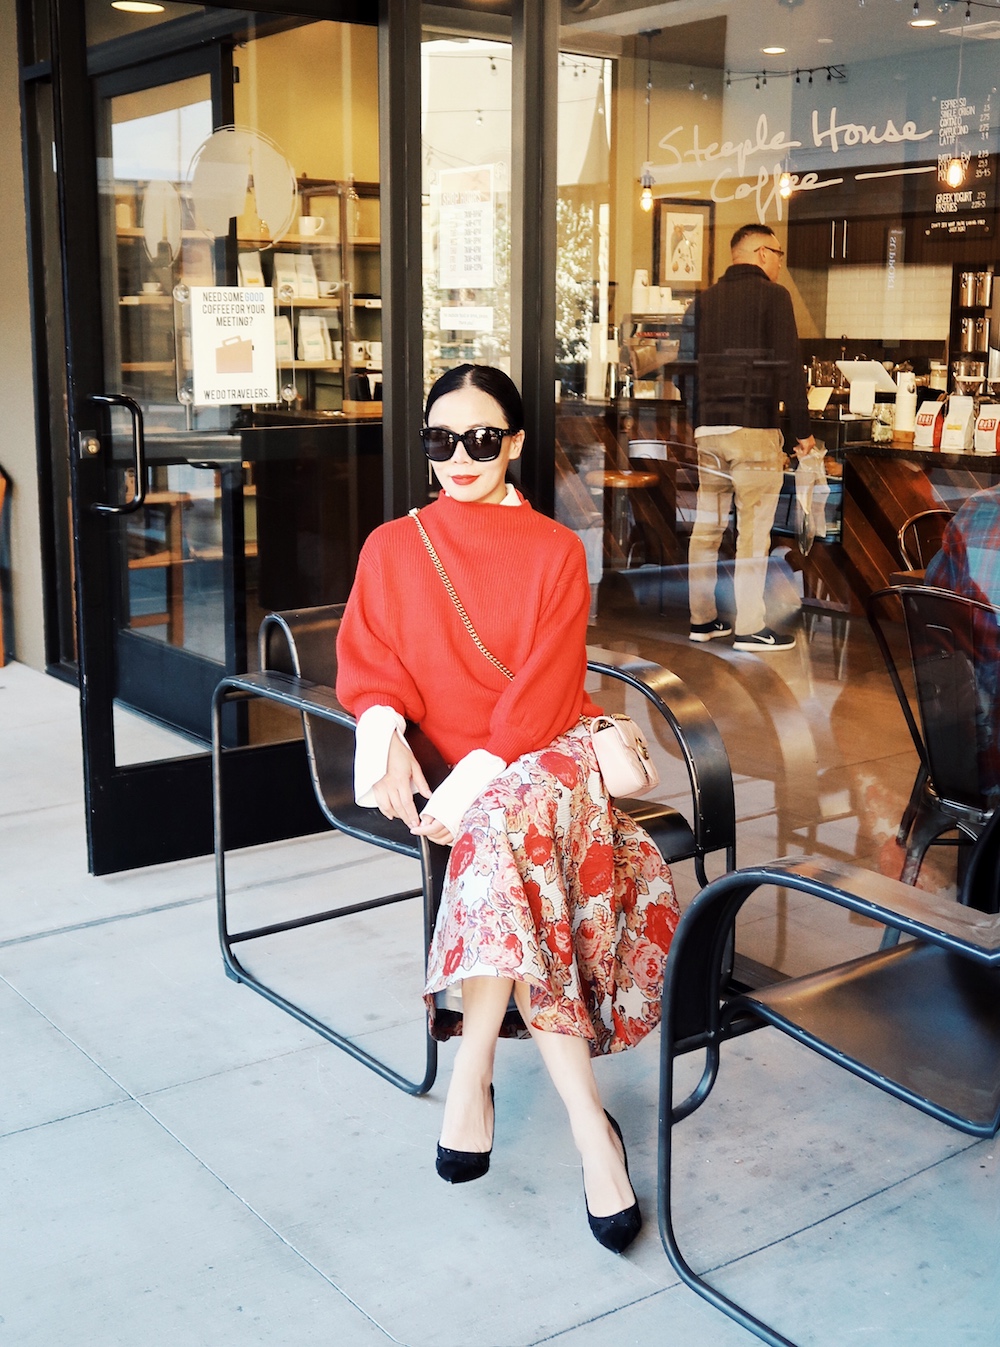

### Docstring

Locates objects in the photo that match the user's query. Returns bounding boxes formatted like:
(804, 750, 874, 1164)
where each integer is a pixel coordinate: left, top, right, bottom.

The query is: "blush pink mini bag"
(589, 713, 660, 798)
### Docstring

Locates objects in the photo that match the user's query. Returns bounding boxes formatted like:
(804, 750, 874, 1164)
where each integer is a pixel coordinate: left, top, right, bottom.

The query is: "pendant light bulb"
(639, 163, 654, 212)
(779, 171, 794, 199)
(946, 156, 965, 188)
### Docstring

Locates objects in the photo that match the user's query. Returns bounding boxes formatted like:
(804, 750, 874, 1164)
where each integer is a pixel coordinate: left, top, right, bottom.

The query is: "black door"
(55, 0, 383, 872)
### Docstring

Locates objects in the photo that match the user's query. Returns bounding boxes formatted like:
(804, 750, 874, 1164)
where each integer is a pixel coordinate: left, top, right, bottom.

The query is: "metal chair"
(867, 584, 999, 894)
(658, 809, 1000, 1347)
(212, 604, 736, 1097)
(897, 507, 953, 571)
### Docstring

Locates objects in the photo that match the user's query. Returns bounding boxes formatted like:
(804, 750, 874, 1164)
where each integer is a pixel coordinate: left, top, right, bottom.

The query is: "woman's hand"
(372, 732, 431, 829)
(410, 813, 455, 846)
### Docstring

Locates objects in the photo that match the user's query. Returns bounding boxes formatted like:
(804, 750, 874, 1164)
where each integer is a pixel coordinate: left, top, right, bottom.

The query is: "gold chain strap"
(409, 508, 514, 681)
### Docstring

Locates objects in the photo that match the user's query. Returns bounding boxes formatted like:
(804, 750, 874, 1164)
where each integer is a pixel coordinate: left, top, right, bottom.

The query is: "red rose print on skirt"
(448, 831, 477, 878)
(538, 750, 578, 789)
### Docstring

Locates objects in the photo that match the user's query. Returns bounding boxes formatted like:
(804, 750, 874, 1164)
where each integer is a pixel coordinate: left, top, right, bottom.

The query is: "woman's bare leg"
(512, 983, 634, 1218)
(438, 975, 512, 1152)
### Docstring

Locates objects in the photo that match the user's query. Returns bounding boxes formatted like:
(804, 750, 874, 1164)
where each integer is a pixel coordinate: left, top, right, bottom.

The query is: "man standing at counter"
(688, 223, 818, 651)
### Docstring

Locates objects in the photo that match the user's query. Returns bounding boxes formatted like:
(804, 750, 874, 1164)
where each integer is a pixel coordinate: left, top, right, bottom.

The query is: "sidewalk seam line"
(0, 972, 405, 1345)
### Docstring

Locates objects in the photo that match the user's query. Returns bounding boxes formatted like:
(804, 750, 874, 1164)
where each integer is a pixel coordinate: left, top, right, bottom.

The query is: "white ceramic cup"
(299, 216, 325, 235)
(332, 341, 343, 360)
(367, 341, 382, 365)
(142, 282, 161, 294)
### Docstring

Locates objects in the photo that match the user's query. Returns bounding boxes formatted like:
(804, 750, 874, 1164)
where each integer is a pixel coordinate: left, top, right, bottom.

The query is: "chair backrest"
(867, 584, 1000, 814)
(259, 604, 421, 857)
(897, 508, 953, 570)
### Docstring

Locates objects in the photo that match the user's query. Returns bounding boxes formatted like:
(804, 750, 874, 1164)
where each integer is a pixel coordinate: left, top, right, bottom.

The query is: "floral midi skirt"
(423, 723, 680, 1056)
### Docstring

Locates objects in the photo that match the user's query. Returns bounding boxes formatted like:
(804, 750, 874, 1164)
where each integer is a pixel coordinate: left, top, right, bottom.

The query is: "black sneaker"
(733, 628, 796, 652)
(689, 618, 733, 643)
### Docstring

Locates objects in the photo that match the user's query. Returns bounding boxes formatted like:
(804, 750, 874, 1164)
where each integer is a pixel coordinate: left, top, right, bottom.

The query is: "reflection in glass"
(421, 35, 513, 390)
(89, 15, 384, 767)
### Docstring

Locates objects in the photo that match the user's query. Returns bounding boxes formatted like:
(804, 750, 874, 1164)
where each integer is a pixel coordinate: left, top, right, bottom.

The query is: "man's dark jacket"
(691, 263, 811, 442)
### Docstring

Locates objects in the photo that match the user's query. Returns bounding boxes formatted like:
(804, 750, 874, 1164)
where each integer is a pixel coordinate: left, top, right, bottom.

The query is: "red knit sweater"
(336, 492, 601, 766)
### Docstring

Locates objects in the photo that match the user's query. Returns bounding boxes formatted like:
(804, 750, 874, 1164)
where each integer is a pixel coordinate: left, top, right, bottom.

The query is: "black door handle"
(89, 393, 147, 514)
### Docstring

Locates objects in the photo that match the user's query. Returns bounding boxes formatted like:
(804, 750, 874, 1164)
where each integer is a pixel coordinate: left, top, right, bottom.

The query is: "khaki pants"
(688, 427, 785, 636)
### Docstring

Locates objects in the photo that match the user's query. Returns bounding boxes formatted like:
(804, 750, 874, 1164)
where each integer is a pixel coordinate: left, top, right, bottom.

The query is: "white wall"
(825, 264, 952, 344)
(0, 0, 45, 670)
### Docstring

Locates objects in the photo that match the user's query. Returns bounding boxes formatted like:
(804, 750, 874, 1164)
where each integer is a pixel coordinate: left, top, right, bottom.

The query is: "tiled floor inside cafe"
(2, 578, 998, 1345)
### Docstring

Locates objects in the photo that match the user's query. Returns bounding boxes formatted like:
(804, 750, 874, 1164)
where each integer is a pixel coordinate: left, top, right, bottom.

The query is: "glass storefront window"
(420, 33, 512, 391)
(81, 8, 384, 761)
(556, 2, 1000, 594)
(555, 1, 1000, 977)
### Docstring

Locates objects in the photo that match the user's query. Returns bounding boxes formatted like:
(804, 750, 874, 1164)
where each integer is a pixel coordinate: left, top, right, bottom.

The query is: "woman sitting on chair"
(335, 363, 679, 1253)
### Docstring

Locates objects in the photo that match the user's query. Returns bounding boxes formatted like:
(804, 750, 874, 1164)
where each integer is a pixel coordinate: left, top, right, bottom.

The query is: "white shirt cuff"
(354, 705, 408, 806)
(422, 749, 506, 838)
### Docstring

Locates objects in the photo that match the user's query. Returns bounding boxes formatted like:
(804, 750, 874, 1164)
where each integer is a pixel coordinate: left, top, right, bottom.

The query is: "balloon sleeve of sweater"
(336, 539, 427, 726)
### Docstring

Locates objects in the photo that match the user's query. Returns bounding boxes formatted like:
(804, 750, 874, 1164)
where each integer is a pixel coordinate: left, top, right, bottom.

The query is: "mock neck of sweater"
(420, 490, 551, 560)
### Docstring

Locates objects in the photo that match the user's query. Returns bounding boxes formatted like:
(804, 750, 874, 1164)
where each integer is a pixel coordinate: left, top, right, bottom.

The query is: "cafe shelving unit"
(110, 177, 381, 415)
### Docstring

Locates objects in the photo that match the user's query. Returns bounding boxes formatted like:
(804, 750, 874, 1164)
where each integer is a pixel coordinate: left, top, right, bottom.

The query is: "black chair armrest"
(587, 647, 736, 867)
(216, 668, 355, 728)
(213, 669, 417, 857)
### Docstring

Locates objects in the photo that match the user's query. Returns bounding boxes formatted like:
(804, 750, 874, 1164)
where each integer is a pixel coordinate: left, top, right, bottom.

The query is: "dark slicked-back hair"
(424, 363, 524, 431)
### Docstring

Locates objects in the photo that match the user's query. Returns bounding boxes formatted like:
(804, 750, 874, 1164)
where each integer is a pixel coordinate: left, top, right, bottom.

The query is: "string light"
(779, 171, 794, 198)
(733, 64, 845, 88)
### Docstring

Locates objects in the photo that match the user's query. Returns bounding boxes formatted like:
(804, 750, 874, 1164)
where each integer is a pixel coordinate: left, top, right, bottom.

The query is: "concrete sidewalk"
(1, 659, 997, 1346)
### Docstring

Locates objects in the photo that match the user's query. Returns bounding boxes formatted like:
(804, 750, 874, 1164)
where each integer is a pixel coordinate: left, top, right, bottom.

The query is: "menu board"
(438, 165, 495, 289)
(925, 93, 995, 239)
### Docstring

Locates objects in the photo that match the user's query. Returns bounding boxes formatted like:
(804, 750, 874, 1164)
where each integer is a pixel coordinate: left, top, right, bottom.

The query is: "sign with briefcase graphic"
(191, 286, 276, 406)
(215, 335, 254, 375)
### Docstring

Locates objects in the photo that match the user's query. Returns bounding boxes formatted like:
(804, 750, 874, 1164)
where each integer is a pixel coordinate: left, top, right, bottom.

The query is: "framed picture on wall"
(653, 199, 714, 290)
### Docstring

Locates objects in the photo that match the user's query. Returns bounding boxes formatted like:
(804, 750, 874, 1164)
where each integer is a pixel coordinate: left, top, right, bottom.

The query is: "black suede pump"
(585, 1112, 642, 1254)
(435, 1084, 495, 1183)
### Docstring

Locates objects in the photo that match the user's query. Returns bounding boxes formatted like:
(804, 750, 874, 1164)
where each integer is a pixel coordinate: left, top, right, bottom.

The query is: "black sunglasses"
(421, 425, 514, 462)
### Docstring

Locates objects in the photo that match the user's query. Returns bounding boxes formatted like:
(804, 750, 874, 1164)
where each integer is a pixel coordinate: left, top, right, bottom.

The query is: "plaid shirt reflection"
(925, 485, 1000, 797)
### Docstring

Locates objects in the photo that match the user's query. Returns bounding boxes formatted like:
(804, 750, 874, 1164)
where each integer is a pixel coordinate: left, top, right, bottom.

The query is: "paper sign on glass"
(191, 286, 277, 406)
